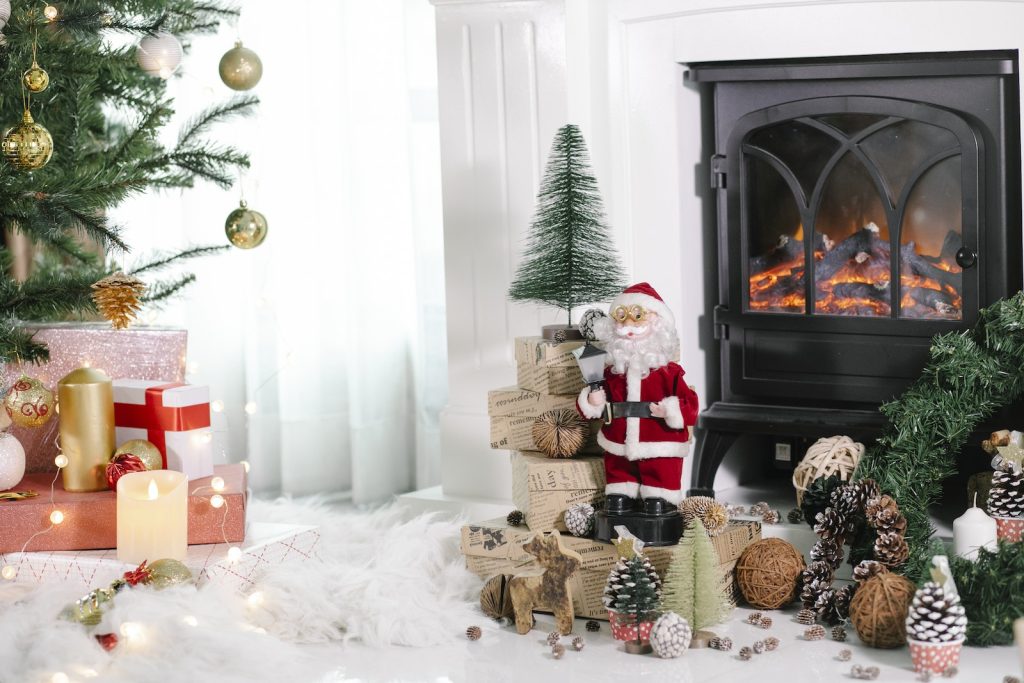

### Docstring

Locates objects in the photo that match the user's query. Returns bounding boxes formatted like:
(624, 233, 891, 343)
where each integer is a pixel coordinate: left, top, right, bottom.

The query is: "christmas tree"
(661, 519, 732, 629)
(508, 124, 625, 325)
(0, 2, 255, 362)
(603, 549, 662, 643)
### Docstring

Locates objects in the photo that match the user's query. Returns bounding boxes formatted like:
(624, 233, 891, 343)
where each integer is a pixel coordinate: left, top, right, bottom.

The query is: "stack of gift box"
(0, 323, 318, 589)
(464, 335, 761, 620)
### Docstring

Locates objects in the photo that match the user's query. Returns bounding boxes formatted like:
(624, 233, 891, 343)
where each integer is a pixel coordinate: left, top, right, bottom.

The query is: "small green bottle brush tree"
(660, 519, 732, 630)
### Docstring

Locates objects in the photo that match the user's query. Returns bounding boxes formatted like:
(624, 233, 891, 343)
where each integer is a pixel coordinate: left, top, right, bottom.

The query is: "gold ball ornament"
(23, 62, 49, 93)
(2, 110, 53, 171)
(145, 558, 193, 590)
(114, 439, 163, 471)
(219, 40, 263, 91)
(225, 200, 267, 249)
(43, 4, 58, 21)
(4, 376, 55, 428)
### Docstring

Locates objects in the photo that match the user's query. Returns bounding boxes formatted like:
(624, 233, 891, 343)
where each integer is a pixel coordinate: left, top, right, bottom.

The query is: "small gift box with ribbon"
(113, 379, 213, 480)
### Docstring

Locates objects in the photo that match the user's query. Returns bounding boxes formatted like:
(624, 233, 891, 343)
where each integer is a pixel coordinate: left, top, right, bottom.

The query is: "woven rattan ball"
(532, 409, 588, 458)
(848, 572, 915, 649)
(735, 538, 806, 609)
(480, 574, 515, 620)
(792, 436, 865, 506)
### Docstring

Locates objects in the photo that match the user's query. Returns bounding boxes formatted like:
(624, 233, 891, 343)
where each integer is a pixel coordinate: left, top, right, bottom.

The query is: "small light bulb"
(81, 360, 91, 368)
(210, 494, 225, 509)
(187, 361, 200, 374)
(247, 591, 264, 607)
(239, 460, 251, 473)
(211, 400, 225, 413)
(54, 454, 68, 469)
(51, 673, 69, 683)
(182, 615, 198, 627)
(80, 668, 99, 679)
(210, 476, 225, 492)
(201, 432, 213, 445)
(227, 546, 242, 562)
(50, 510, 64, 525)
(43, 4, 58, 21)
(159, 65, 173, 79)
(244, 401, 258, 415)
(1, 565, 15, 580)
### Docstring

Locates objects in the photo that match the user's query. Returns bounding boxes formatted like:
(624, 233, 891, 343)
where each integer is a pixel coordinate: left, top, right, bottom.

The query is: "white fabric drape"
(112, 0, 446, 504)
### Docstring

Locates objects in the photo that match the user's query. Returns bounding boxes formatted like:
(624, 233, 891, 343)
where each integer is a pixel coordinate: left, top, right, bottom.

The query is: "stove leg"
(687, 428, 739, 498)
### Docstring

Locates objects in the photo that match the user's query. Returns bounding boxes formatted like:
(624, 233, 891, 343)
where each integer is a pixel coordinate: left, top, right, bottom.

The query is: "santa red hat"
(609, 282, 674, 327)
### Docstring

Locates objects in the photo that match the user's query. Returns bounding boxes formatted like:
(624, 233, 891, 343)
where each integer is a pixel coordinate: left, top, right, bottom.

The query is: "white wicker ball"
(136, 32, 183, 78)
(0, 0, 11, 27)
(564, 503, 595, 537)
(650, 612, 692, 658)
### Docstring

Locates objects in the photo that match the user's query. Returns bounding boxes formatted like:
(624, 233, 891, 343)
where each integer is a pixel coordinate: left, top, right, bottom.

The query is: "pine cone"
(572, 636, 584, 651)
(91, 273, 146, 330)
(564, 503, 595, 537)
(466, 625, 482, 641)
(851, 665, 880, 680)
(804, 625, 826, 641)
(506, 510, 524, 527)
(680, 496, 729, 536)
(585, 620, 600, 632)
(838, 649, 852, 661)
(796, 608, 817, 625)
(800, 560, 834, 609)
(873, 507, 908, 535)
(551, 643, 565, 659)
(813, 588, 836, 619)
(752, 640, 765, 654)
(810, 538, 844, 570)
(829, 484, 860, 521)
(764, 636, 779, 651)
(738, 646, 753, 660)
(874, 531, 910, 568)
(547, 631, 560, 646)
(787, 508, 804, 524)
(987, 464, 1024, 518)
(762, 509, 781, 525)
(801, 474, 843, 529)
(851, 479, 881, 508)
(749, 501, 771, 517)
(814, 507, 850, 545)
(709, 636, 733, 651)
(832, 625, 847, 642)
(852, 559, 888, 584)
(906, 582, 967, 643)
(865, 495, 899, 526)
(832, 584, 855, 622)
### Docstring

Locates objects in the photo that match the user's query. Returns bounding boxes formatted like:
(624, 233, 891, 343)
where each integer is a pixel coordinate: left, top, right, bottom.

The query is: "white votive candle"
(117, 470, 187, 563)
(952, 504, 997, 561)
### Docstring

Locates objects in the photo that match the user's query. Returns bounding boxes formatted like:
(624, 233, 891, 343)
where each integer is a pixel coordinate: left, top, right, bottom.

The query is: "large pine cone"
(865, 495, 899, 526)
(813, 587, 836, 619)
(852, 560, 888, 584)
(851, 479, 880, 508)
(829, 484, 860, 521)
(800, 560, 834, 609)
(814, 507, 850, 545)
(873, 531, 910, 569)
(810, 538, 844, 571)
(873, 507, 907, 535)
(905, 582, 967, 643)
(987, 464, 1024, 518)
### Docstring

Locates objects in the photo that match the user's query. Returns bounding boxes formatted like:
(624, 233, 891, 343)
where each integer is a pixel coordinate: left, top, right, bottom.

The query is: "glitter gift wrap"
(0, 522, 317, 592)
(0, 464, 245, 553)
(2, 324, 187, 473)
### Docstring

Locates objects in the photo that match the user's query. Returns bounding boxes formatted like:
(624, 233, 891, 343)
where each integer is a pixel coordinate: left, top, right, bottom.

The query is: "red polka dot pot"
(607, 610, 656, 643)
(908, 637, 964, 675)
(995, 516, 1024, 543)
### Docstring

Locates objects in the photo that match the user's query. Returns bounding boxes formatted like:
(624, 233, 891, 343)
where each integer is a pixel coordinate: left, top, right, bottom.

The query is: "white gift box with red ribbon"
(113, 379, 214, 480)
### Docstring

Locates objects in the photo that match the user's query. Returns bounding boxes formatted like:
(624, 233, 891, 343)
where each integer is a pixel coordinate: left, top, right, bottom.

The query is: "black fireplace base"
(687, 402, 887, 496)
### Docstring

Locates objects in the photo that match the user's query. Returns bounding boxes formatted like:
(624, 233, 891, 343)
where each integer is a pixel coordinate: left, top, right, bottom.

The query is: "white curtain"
(111, 0, 447, 504)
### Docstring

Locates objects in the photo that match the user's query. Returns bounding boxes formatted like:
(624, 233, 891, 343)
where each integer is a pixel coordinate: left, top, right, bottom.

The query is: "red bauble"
(105, 453, 146, 490)
(95, 632, 119, 652)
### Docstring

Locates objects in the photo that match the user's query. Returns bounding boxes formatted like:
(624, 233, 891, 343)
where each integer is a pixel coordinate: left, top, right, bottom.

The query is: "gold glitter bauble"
(3, 376, 55, 428)
(91, 272, 146, 329)
(145, 558, 193, 589)
(218, 40, 262, 91)
(225, 200, 267, 249)
(114, 439, 163, 471)
(2, 109, 53, 171)
(23, 62, 49, 93)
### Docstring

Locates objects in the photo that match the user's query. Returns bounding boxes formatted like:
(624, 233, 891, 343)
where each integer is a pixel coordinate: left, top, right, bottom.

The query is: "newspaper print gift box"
(113, 380, 213, 480)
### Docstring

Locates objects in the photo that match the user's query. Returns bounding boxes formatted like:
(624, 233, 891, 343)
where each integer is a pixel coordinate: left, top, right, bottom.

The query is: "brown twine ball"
(480, 574, 515, 620)
(735, 538, 806, 609)
(848, 572, 915, 649)
(532, 409, 588, 458)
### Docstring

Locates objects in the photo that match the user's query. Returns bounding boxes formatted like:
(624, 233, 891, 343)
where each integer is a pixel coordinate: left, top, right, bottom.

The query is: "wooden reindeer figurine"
(508, 530, 582, 635)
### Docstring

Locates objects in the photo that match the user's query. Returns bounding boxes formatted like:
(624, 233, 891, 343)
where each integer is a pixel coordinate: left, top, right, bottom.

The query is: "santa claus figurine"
(577, 283, 698, 517)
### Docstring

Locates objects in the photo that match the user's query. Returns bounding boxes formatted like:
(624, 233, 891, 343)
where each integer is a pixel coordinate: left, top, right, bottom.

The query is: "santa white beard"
(594, 315, 679, 375)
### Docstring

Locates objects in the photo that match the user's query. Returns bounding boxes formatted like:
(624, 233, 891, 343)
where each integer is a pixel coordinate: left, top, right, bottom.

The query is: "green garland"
(950, 542, 1024, 646)
(854, 291, 1024, 580)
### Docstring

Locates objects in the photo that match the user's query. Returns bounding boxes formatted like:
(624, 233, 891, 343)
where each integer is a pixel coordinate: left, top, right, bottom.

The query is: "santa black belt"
(604, 401, 653, 424)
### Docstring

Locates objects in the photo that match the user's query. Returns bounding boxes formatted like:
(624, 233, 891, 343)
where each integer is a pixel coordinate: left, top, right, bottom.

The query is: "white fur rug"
(0, 500, 482, 683)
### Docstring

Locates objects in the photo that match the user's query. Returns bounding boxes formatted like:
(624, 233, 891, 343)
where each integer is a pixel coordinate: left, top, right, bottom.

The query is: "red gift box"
(0, 464, 246, 553)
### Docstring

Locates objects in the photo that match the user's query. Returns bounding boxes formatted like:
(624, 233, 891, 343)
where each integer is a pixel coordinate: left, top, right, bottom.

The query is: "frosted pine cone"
(680, 496, 729, 536)
(547, 631, 560, 646)
(585, 620, 600, 632)
(851, 479, 881, 508)
(762, 509, 781, 525)
(813, 588, 837, 619)
(787, 508, 804, 524)
(866, 495, 899, 526)
(466, 625, 482, 640)
(800, 560, 834, 609)
(506, 510, 524, 527)
(709, 636, 733, 651)
(814, 507, 850, 544)
(752, 640, 765, 654)
(564, 503, 595, 537)
(838, 649, 852, 661)
(804, 625, 826, 641)
(873, 507, 908, 535)
(727, 504, 747, 517)
(829, 484, 860, 521)
(832, 625, 847, 642)
(851, 665, 880, 680)
(551, 643, 565, 659)
(874, 531, 910, 568)
(810, 538, 844, 570)
(852, 560, 888, 584)
(906, 582, 967, 643)
(578, 309, 607, 341)
(571, 636, 584, 651)
(764, 636, 779, 651)
(796, 608, 817, 625)
(650, 612, 693, 658)
(738, 646, 753, 660)
(749, 501, 770, 517)
(988, 464, 1024, 518)
(832, 584, 855, 622)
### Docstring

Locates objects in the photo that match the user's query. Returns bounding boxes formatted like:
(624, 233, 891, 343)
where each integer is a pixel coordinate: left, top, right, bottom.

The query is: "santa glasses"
(611, 305, 652, 324)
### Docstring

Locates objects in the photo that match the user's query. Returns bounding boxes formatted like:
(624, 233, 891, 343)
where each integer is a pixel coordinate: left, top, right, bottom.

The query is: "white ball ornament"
(649, 612, 693, 658)
(0, 433, 25, 490)
(136, 32, 183, 79)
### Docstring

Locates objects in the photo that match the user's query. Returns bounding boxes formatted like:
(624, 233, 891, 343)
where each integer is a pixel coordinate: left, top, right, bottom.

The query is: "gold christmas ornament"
(225, 199, 267, 249)
(43, 4, 58, 21)
(23, 61, 49, 93)
(2, 109, 53, 171)
(218, 40, 263, 91)
(3, 375, 55, 428)
(114, 439, 163, 471)
(145, 558, 194, 589)
(91, 272, 146, 329)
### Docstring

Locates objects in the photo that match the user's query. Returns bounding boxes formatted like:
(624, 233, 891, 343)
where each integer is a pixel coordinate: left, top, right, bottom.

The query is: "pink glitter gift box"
(1, 324, 187, 473)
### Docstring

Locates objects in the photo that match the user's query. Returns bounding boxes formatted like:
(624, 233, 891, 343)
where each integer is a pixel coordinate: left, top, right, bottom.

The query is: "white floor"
(305, 605, 1019, 683)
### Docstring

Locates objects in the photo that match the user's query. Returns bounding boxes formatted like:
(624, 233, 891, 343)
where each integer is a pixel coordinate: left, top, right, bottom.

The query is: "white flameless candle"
(952, 500, 997, 561)
(117, 470, 187, 563)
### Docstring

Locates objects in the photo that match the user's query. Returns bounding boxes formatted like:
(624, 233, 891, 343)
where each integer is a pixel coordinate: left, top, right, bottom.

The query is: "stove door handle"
(955, 247, 978, 269)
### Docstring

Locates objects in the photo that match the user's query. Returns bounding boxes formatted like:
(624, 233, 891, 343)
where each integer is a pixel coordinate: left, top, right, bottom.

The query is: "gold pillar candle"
(116, 470, 187, 563)
(57, 367, 115, 492)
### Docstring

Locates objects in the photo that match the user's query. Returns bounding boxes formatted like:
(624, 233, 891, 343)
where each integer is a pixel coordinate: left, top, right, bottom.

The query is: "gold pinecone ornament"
(2, 109, 53, 171)
(91, 273, 147, 329)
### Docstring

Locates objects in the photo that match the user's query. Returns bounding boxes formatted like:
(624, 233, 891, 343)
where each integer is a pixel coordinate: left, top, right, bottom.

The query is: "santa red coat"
(576, 362, 699, 459)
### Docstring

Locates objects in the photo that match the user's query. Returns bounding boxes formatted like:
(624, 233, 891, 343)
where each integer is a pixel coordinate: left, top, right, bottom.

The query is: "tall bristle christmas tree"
(660, 519, 732, 630)
(0, 1, 255, 363)
(507, 124, 625, 329)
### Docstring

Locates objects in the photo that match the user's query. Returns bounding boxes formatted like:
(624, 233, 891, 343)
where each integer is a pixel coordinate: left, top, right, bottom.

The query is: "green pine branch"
(130, 245, 229, 275)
